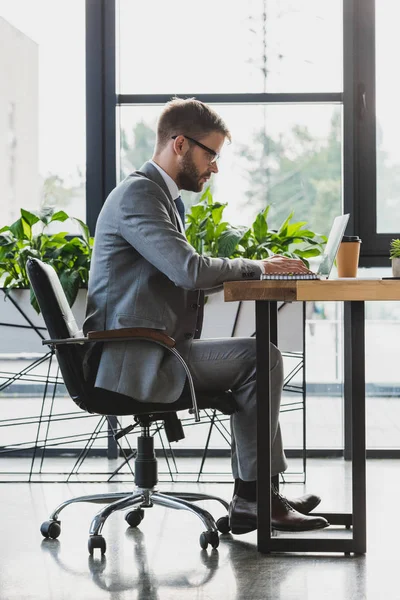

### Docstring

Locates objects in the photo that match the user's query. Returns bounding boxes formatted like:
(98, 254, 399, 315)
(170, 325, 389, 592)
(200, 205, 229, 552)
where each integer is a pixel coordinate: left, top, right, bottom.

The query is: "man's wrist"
(254, 259, 267, 275)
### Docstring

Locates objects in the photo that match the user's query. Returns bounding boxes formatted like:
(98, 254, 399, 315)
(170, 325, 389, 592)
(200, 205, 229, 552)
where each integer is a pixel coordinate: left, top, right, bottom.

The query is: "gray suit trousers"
(187, 338, 288, 481)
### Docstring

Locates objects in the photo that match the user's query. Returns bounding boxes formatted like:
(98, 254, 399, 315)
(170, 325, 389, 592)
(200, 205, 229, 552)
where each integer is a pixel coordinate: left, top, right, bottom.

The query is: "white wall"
(0, 17, 39, 226)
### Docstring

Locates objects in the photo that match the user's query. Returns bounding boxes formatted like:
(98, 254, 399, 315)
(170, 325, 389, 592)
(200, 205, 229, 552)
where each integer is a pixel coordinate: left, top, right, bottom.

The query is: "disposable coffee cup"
(336, 235, 361, 277)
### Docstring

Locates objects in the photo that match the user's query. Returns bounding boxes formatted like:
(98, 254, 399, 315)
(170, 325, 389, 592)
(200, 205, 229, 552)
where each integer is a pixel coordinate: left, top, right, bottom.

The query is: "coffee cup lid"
(342, 235, 361, 242)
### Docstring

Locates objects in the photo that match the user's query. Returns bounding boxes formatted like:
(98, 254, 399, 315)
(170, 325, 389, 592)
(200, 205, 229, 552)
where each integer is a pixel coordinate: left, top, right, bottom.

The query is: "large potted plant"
(186, 187, 326, 263)
(185, 187, 327, 338)
(0, 209, 93, 353)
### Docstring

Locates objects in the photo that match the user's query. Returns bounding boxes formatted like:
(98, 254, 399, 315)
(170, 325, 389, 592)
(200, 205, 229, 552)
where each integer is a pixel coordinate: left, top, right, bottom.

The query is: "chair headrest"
(26, 258, 80, 338)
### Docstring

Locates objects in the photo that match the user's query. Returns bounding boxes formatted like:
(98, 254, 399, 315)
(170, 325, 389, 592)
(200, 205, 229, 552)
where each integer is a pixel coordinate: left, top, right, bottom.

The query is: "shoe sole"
(271, 520, 330, 532)
(230, 520, 257, 535)
(231, 520, 330, 535)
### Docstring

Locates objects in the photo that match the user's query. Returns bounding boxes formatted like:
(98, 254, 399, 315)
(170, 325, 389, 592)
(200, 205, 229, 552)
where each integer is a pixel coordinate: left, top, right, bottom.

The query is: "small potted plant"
(389, 239, 400, 277)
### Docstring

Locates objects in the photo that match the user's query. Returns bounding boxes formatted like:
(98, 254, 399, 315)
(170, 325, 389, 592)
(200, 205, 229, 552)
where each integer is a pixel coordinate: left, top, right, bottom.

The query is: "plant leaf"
(50, 210, 69, 223)
(59, 270, 81, 307)
(211, 205, 225, 225)
(20, 209, 40, 227)
(252, 211, 268, 244)
(73, 218, 91, 246)
(277, 212, 294, 237)
(217, 228, 246, 257)
(9, 219, 25, 240)
(30, 287, 40, 314)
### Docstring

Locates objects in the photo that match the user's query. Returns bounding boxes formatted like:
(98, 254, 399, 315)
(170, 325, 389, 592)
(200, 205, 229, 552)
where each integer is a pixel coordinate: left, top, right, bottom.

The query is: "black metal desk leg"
(256, 300, 272, 552)
(269, 302, 279, 489)
(349, 301, 367, 553)
(344, 302, 352, 461)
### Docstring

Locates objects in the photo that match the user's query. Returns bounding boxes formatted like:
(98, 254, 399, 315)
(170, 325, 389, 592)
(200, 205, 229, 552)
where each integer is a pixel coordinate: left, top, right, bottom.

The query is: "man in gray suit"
(84, 98, 328, 533)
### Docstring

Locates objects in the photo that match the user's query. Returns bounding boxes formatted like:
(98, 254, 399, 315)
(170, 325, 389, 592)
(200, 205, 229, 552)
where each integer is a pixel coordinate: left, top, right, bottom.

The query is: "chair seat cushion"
(88, 387, 237, 417)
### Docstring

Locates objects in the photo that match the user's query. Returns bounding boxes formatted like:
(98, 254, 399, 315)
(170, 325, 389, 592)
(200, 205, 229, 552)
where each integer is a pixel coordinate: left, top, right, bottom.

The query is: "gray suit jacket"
(83, 162, 262, 403)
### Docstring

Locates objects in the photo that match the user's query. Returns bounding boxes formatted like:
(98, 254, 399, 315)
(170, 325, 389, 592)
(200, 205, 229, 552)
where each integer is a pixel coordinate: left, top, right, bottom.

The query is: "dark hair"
(155, 97, 231, 151)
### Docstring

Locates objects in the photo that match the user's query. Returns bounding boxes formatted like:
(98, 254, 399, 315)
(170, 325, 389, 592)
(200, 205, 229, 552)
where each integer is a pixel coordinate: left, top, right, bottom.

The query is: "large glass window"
(303, 265, 400, 451)
(117, 0, 342, 95)
(119, 103, 342, 234)
(375, 3, 400, 233)
(0, 0, 86, 228)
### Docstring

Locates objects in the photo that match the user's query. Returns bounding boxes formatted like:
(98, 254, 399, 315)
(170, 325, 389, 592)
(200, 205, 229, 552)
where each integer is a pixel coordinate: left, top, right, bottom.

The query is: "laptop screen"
(317, 214, 350, 278)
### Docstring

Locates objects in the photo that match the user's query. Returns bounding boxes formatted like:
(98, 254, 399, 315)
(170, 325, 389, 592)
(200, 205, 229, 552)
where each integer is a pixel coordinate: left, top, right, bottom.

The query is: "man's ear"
(172, 135, 186, 156)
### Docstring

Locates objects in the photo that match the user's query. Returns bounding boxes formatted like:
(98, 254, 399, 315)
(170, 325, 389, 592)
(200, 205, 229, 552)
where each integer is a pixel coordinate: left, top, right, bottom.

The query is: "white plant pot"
(0, 288, 87, 354)
(392, 257, 400, 277)
(202, 290, 304, 352)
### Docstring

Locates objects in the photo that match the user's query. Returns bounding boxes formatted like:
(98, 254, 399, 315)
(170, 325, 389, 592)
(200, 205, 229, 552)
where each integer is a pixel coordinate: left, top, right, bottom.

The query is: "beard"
(176, 149, 210, 192)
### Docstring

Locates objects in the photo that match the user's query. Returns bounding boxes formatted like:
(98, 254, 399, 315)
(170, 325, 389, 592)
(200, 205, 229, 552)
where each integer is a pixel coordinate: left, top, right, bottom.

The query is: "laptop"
(260, 213, 350, 280)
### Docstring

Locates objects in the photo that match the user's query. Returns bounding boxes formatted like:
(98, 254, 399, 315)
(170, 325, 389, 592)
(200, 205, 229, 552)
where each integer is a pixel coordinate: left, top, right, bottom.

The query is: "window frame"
(347, 0, 395, 267)
(86, 0, 346, 238)
(86, 1, 389, 267)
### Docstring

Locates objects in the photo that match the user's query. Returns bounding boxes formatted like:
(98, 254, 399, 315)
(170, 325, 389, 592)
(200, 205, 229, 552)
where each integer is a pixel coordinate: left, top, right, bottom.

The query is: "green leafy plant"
(185, 188, 248, 257)
(389, 239, 400, 259)
(0, 209, 93, 312)
(185, 187, 327, 265)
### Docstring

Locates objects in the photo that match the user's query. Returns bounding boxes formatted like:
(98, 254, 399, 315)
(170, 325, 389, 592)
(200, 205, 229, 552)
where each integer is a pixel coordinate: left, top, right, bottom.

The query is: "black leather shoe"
(229, 495, 258, 534)
(271, 486, 328, 532)
(229, 489, 329, 535)
(286, 493, 321, 515)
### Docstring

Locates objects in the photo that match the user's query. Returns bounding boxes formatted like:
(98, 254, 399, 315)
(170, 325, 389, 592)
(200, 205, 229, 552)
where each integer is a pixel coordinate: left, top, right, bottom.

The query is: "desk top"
(223, 279, 400, 302)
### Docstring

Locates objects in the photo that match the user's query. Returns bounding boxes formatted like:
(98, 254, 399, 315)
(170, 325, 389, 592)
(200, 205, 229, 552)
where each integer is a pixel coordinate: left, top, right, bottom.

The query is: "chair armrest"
(42, 336, 89, 345)
(87, 327, 176, 348)
(42, 327, 199, 421)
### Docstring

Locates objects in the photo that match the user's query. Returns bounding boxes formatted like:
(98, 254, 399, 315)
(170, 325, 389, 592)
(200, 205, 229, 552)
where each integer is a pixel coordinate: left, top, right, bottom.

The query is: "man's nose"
(210, 161, 219, 174)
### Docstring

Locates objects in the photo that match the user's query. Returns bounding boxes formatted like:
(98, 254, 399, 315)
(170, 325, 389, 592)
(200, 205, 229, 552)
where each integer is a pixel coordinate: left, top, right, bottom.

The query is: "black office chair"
(26, 258, 235, 555)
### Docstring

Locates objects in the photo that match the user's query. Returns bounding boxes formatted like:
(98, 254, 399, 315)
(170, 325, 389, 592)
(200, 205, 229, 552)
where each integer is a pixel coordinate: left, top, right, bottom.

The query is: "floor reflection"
(41, 527, 221, 599)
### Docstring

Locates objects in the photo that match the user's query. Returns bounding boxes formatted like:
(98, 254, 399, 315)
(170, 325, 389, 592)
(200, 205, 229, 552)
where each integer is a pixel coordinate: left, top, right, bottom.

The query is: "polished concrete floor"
(0, 457, 398, 600)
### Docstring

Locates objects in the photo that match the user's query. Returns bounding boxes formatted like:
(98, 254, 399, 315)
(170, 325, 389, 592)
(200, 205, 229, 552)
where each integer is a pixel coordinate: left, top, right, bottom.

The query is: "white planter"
(0, 288, 87, 355)
(201, 292, 244, 339)
(392, 257, 400, 277)
(202, 290, 303, 352)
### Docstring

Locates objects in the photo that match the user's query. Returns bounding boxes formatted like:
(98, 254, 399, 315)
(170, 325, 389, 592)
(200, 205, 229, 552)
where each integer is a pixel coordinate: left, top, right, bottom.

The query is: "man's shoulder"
(115, 168, 169, 203)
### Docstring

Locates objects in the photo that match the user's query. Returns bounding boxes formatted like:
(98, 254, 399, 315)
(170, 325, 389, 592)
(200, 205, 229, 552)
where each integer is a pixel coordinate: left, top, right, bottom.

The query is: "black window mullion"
(354, 0, 394, 265)
(117, 93, 342, 105)
(355, 0, 379, 262)
(85, 0, 116, 235)
(343, 0, 356, 237)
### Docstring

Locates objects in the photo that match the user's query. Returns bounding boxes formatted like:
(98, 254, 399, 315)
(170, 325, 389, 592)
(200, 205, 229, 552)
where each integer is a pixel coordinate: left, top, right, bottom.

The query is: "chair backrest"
(26, 258, 236, 423)
(26, 258, 92, 412)
(25, 257, 183, 417)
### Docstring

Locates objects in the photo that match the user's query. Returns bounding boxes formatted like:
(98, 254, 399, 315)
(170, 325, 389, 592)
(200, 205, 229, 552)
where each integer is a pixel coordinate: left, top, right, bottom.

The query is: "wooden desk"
(224, 279, 400, 554)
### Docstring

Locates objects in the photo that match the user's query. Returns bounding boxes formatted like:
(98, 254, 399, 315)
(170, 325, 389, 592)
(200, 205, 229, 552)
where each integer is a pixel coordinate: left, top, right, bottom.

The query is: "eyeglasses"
(171, 135, 220, 164)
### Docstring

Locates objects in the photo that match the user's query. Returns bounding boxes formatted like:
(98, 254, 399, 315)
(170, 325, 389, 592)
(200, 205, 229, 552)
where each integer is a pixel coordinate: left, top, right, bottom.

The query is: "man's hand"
(261, 255, 313, 275)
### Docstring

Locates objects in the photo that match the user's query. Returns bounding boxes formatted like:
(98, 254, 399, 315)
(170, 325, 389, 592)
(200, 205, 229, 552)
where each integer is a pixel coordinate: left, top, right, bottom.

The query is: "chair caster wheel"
(200, 530, 219, 550)
(40, 520, 61, 539)
(88, 535, 106, 555)
(125, 508, 145, 528)
(216, 516, 231, 534)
